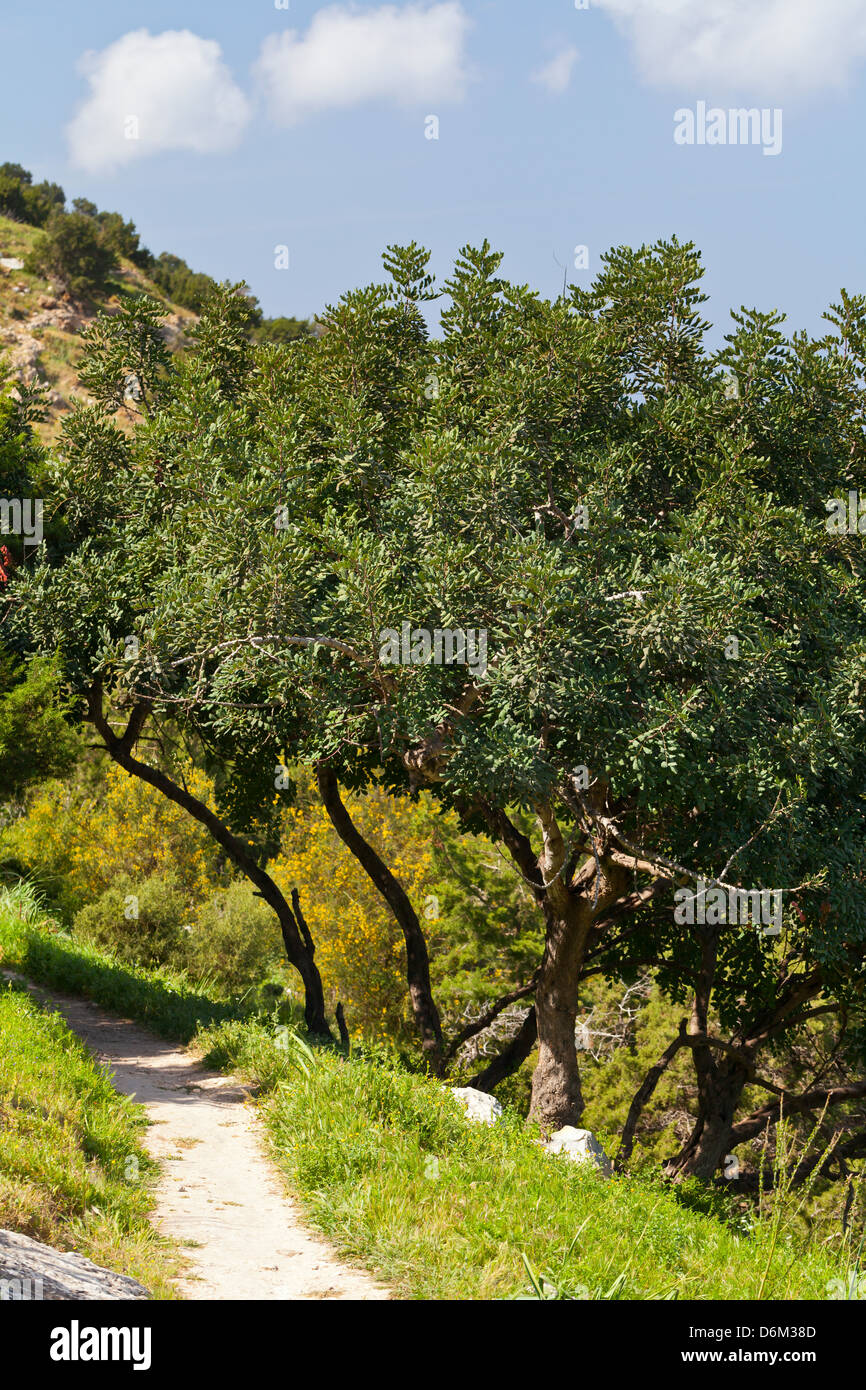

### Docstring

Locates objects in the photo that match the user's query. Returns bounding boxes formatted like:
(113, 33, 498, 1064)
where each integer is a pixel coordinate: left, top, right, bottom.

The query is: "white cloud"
(532, 46, 579, 95)
(594, 0, 866, 94)
(254, 2, 471, 125)
(67, 30, 252, 175)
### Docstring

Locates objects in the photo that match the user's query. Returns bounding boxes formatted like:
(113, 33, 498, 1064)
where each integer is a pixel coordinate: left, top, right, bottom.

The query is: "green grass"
(197, 1018, 860, 1301)
(0, 983, 180, 1296)
(0, 881, 240, 1041)
(2, 882, 862, 1302)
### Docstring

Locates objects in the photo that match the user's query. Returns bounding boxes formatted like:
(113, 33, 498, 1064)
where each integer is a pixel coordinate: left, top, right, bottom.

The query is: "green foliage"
(579, 979, 692, 1166)
(423, 802, 542, 1016)
(185, 881, 283, 991)
(0, 889, 239, 1040)
(0, 383, 76, 798)
(75, 293, 171, 415)
(0, 654, 77, 798)
(252, 316, 313, 346)
(0, 163, 33, 186)
(13, 238, 866, 1161)
(145, 252, 217, 314)
(72, 872, 189, 969)
(0, 164, 65, 228)
(24, 210, 118, 299)
(93, 210, 141, 261)
(197, 1016, 314, 1090)
(186, 280, 258, 397)
(0, 381, 49, 522)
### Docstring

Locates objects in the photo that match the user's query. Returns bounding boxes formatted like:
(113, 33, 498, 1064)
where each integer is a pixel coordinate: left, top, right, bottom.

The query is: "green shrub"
(147, 252, 216, 313)
(73, 872, 188, 968)
(184, 880, 283, 991)
(25, 210, 118, 298)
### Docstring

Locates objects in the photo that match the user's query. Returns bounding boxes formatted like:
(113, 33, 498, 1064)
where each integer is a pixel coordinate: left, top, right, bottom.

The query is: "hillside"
(0, 214, 195, 439)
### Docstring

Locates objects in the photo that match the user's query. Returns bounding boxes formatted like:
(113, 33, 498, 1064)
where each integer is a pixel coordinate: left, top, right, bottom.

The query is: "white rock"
(545, 1126, 612, 1177)
(0, 257, 24, 271)
(451, 1086, 503, 1125)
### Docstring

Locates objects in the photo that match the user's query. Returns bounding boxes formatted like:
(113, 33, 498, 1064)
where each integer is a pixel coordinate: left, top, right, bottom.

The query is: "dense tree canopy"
(13, 241, 866, 1175)
(0, 380, 76, 796)
(24, 210, 119, 300)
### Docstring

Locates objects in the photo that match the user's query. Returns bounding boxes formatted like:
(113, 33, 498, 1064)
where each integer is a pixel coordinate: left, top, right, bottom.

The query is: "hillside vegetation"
(0, 213, 194, 437)
(0, 159, 311, 436)
(0, 886, 859, 1302)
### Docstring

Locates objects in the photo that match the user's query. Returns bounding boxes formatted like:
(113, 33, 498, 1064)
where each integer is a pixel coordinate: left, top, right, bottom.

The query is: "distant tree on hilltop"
(25, 210, 118, 300)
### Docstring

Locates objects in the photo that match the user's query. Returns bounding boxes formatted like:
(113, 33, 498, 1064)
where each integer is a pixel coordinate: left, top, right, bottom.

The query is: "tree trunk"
(473, 797, 630, 1133)
(529, 905, 590, 1130)
(87, 681, 333, 1038)
(665, 1057, 750, 1181)
(277, 907, 330, 1038)
(316, 763, 444, 1071)
(668, 964, 829, 1182)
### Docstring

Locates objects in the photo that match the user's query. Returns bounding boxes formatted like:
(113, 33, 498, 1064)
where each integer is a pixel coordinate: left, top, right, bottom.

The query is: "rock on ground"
(0, 1230, 150, 1300)
(545, 1126, 612, 1177)
(451, 1086, 503, 1125)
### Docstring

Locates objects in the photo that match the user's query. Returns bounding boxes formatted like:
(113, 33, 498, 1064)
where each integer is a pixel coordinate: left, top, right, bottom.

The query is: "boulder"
(27, 303, 86, 333)
(0, 257, 24, 271)
(0, 329, 42, 382)
(451, 1086, 503, 1125)
(0, 1230, 150, 1301)
(545, 1126, 612, 1177)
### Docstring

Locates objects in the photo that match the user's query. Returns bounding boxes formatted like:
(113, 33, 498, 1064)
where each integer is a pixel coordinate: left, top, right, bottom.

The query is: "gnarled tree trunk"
(665, 1056, 751, 1181)
(87, 680, 333, 1038)
(526, 802, 629, 1131)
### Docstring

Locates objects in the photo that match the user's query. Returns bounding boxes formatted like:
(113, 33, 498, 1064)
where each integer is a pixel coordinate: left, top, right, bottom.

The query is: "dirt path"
(6, 975, 388, 1301)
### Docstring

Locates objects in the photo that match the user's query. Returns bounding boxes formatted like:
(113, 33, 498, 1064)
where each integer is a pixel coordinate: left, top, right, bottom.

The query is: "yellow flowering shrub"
(3, 751, 539, 1041)
(1, 760, 224, 915)
(272, 777, 438, 1040)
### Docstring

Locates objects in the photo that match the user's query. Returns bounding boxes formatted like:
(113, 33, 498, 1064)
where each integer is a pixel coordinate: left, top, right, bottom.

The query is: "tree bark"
(464, 795, 632, 1132)
(316, 763, 444, 1071)
(525, 802, 630, 1132)
(665, 1056, 751, 1181)
(667, 961, 828, 1181)
(530, 902, 592, 1129)
(87, 680, 332, 1038)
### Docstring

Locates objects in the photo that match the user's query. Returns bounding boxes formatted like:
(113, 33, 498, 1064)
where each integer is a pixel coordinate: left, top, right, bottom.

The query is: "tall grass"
(0, 983, 180, 1296)
(197, 1019, 856, 1301)
(2, 882, 860, 1302)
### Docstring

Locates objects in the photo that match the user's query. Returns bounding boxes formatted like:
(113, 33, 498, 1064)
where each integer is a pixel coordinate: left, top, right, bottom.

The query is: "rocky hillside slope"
(0, 214, 194, 439)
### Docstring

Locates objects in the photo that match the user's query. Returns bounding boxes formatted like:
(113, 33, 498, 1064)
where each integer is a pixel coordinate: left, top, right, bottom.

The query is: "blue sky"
(2, 1, 865, 343)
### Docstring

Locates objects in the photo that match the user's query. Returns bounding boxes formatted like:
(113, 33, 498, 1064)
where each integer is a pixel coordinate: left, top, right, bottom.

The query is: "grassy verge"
(0, 984, 180, 1296)
(1, 885, 861, 1301)
(197, 1018, 858, 1301)
(0, 882, 239, 1041)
